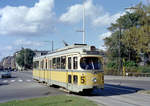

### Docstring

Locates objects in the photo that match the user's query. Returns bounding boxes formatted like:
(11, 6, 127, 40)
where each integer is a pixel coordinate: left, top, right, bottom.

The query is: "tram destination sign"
(86, 51, 100, 55)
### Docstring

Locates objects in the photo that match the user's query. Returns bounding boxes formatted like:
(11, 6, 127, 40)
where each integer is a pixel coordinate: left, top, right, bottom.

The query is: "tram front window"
(80, 57, 101, 70)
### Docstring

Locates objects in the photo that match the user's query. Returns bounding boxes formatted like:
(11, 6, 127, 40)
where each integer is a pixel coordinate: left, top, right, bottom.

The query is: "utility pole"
(52, 40, 54, 51)
(76, 1, 86, 44)
(83, 3, 85, 44)
(147, 0, 150, 4)
(118, 24, 121, 75)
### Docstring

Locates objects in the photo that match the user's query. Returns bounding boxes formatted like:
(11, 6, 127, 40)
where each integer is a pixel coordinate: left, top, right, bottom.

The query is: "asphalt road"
(0, 72, 66, 103)
(85, 76, 150, 106)
(0, 72, 150, 106)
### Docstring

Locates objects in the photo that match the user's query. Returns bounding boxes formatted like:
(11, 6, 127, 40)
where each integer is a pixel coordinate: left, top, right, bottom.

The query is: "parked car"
(0, 70, 11, 78)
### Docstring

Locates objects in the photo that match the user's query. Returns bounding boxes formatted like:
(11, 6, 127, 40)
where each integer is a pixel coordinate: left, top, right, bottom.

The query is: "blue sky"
(0, 0, 146, 60)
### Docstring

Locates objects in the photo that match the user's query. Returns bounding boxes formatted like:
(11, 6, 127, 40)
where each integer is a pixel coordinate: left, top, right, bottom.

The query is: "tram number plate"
(81, 76, 85, 84)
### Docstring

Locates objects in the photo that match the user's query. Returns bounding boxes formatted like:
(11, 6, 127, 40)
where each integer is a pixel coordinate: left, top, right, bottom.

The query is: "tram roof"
(33, 44, 100, 60)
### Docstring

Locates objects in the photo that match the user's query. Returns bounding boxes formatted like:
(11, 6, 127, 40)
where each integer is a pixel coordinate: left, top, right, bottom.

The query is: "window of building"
(61, 56, 66, 69)
(73, 57, 78, 69)
(68, 57, 72, 69)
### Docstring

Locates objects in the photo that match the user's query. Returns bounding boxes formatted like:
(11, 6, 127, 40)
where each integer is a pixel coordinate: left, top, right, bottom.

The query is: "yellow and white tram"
(33, 44, 104, 93)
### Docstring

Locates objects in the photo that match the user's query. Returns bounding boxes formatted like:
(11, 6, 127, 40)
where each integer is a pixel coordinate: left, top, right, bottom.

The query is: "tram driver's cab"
(80, 57, 102, 70)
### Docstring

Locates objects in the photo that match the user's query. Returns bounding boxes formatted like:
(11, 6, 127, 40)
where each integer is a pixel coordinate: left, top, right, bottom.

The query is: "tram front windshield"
(80, 57, 102, 70)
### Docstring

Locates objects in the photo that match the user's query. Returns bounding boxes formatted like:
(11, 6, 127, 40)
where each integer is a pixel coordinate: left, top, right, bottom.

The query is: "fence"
(126, 72, 150, 77)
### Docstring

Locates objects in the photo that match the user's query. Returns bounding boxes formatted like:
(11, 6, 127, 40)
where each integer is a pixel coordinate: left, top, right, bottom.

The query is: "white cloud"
(59, 4, 83, 24)
(141, 0, 148, 4)
(0, 45, 14, 60)
(59, 0, 123, 27)
(59, 0, 103, 24)
(93, 12, 122, 26)
(14, 39, 44, 47)
(99, 32, 112, 40)
(98, 32, 112, 51)
(0, 45, 13, 51)
(4, 46, 13, 51)
(0, 0, 56, 36)
(99, 45, 107, 51)
(0, 39, 45, 60)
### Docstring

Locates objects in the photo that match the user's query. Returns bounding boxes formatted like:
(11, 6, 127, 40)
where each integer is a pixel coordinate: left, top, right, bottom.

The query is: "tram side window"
(40, 60, 44, 69)
(45, 60, 48, 69)
(73, 57, 78, 69)
(56, 57, 61, 69)
(68, 57, 72, 69)
(33, 61, 39, 69)
(73, 75, 78, 84)
(61, 56, 66, 69)
(49, 60, 52, 69)
(52, 58, 56, 69)
(68, 75, 72, 83)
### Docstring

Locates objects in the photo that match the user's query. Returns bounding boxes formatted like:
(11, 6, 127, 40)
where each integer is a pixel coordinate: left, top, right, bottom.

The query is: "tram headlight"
(92, 77, 97, 83)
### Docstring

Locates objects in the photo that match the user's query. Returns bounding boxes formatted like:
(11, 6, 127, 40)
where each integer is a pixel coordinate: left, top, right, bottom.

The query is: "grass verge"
(0, 95, 97, 106)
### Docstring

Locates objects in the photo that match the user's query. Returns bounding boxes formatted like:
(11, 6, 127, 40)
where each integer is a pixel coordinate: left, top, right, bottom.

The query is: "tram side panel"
(33, 60, 40, 80)
(85, 72, 104, 89)
(66, 71, 104, 92)
(51, 70, 68, 88)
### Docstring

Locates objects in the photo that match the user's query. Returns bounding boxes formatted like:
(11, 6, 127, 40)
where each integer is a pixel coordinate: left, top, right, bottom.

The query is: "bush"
(123, 61, 137, 67)
(125, 66, 138, 73)
(137, 66, 150, 73)
(104, 61, 121, 75)
(106, 61, 118, 69)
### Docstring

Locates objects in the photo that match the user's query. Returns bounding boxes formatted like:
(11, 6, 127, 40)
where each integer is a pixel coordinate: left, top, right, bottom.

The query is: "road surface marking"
(10, 80, 15, 82)
(105, 85, 136, 92)
(18, 79, 23, 82)
(27, 80, 31, 82)
(3, 80, 8, 83)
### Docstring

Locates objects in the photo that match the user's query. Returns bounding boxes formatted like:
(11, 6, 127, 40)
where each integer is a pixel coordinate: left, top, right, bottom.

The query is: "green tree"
(122, 4, 150, 60)
(16, 48, 35, 69)
(104, 3, 150, 63)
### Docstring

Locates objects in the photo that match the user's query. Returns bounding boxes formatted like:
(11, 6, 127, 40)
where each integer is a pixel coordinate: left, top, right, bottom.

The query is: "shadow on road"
(0, 76, 18, 79)
(77, 83, 143, 96)
(0, 83, 9, 86)
(10, 76, 18, 79)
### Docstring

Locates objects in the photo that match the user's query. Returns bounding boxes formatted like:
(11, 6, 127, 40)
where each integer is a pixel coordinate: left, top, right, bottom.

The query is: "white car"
(0, 70, 11, 78)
